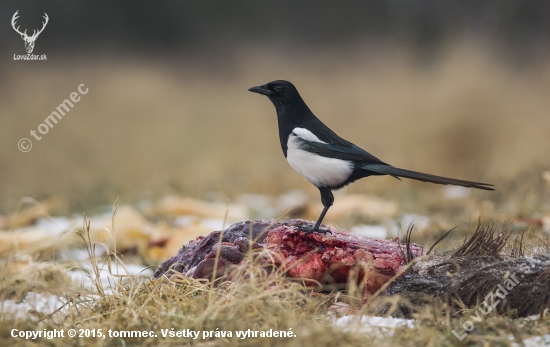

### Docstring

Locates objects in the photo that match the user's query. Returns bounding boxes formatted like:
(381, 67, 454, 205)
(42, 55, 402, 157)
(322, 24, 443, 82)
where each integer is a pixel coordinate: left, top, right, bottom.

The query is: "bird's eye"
(274, 85, 283, 93)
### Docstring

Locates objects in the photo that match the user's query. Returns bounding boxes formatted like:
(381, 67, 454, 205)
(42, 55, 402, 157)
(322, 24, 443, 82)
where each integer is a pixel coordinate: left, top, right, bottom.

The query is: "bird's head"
(248, 80, 301, 106)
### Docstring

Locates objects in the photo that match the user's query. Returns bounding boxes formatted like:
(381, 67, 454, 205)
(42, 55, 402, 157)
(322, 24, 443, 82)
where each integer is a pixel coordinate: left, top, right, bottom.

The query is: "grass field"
(1, 41, 550, 346)
(1, 41, 550, 213)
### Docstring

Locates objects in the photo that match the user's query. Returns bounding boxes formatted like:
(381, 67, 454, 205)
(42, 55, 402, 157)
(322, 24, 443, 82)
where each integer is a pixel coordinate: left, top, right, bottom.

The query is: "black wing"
(296, 138, 389, 165)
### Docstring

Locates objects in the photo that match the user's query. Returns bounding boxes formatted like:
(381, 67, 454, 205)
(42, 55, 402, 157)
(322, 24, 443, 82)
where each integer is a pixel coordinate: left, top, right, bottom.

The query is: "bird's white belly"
(286, 135, 353, 187)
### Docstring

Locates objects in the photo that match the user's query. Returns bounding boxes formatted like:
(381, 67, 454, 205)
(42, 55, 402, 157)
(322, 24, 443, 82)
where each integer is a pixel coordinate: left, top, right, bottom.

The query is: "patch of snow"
(57, 247, 106, 262)
(0, 265, 152, 320)
(400, 213, 431, 231)
(174, 215, 199, 228)
(514, 334, 550, 347)
(443, 186, 470, 199)
(333, 315, 415, 335)
(350, 225, 387, 239)
(69, 263, 153, 294)
(200, 218, 227, 230)
(35, 217, 74, 234)
(1, 293, 65, 320)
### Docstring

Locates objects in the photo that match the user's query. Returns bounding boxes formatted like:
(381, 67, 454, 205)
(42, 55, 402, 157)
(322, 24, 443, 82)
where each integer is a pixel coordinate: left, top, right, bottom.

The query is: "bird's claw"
(296, 224, 332, 235)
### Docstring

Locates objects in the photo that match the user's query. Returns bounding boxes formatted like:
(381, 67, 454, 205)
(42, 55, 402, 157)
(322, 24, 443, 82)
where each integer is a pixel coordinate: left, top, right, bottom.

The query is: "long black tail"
(362, 164, 494, 191)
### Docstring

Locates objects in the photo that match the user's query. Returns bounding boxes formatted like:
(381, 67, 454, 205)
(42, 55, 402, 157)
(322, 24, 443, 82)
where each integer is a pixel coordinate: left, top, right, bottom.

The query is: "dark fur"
(385, 224, 550, 317)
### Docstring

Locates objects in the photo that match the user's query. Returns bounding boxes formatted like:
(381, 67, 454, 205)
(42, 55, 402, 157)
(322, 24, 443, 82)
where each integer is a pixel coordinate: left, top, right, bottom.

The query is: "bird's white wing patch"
(287, 130, 353, 188)
(291, 127, 326, 143)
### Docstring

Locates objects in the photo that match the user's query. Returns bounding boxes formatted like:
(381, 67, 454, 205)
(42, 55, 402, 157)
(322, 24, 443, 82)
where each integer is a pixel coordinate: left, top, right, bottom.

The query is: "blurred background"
(1, 0, 550, 216)
(3, 2, 550, 339)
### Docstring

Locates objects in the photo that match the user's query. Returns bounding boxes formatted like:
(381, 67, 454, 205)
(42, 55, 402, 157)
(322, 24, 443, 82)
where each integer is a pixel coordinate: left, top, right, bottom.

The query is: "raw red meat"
(154, 219, 423, 299)
(265, 223, 423, 299)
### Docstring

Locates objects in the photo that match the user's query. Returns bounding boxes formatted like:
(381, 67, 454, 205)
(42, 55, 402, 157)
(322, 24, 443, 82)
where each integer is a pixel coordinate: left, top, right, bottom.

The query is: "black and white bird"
(248, 80, 494, 234)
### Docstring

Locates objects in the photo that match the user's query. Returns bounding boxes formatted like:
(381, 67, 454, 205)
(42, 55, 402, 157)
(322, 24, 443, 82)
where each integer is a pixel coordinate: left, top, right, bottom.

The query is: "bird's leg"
(298, 188, 333, 234)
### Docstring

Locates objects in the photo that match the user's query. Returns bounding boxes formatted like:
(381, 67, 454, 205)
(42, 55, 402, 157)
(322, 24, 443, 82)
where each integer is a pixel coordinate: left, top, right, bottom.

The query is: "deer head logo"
(11, 11, 49, 54)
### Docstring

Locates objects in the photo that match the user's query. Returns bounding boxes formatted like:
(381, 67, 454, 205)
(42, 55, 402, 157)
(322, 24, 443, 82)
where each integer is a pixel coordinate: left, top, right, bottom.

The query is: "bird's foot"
(296, 224, 332, 235)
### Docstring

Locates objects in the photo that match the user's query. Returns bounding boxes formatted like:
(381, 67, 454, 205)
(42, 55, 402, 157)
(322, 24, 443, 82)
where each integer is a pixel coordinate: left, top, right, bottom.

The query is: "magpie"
(248, 80, 494, 234)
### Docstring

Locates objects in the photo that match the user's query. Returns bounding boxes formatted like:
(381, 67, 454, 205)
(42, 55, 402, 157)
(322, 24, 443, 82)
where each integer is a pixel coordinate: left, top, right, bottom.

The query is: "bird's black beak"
(248, 84, 273, 96)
